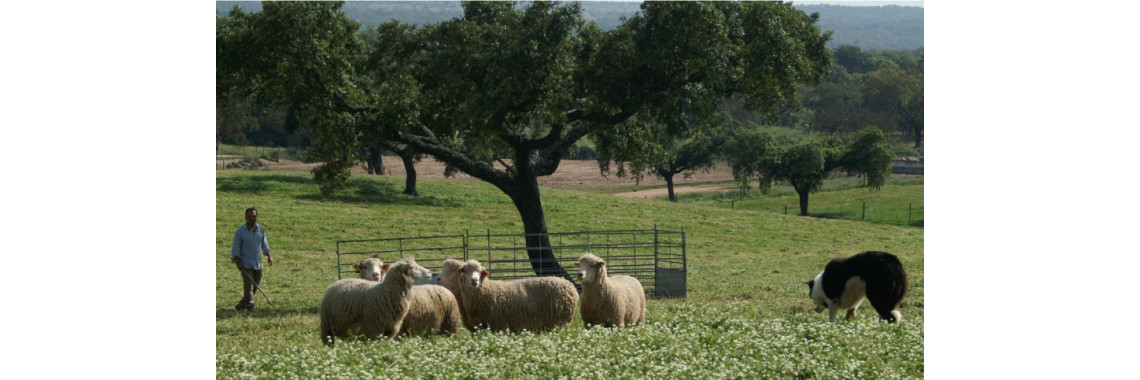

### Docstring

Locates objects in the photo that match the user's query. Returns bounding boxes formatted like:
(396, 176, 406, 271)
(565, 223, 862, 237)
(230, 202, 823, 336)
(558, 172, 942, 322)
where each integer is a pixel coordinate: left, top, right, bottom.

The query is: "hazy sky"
(792, 1, 923, 6)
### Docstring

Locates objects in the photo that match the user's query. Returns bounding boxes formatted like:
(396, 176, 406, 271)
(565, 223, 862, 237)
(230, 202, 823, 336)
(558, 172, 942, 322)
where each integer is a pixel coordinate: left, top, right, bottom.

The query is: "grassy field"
(216, 171, 924, 378)
(678, 175, 924, 227)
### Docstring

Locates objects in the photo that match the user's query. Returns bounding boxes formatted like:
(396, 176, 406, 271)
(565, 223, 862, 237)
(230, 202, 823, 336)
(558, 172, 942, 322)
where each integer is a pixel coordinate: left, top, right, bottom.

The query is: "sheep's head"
(437, 258, 465, 290)
(575, 253, 605, 284)
(355, 258, 385, 282)
(392, 258, 432, 283)
(458, 260, 488, 289)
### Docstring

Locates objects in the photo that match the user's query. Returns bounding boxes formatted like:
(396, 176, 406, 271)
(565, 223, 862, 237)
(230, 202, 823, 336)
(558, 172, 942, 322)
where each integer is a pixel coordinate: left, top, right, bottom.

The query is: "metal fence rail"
(335, 228, 687, 298)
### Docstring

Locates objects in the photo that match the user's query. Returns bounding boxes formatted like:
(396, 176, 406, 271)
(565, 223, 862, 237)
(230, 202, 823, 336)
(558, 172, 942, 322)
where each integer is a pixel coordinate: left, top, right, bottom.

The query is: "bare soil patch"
(217, 157, 736, 191)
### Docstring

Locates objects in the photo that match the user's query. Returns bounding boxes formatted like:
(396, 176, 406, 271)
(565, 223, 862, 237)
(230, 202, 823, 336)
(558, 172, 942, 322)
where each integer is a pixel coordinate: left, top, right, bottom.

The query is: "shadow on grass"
(910, 220, 924, 228)
(216, 306, 320, 319)
(297, 179, 464, 208)
(809, 211, 856, 220)
(217, 174, 463, 208)
(216, 174, 314, 193)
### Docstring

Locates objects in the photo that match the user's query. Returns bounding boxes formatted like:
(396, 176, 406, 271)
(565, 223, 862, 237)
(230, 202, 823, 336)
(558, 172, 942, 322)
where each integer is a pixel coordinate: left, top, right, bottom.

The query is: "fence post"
(908, 204, 912, 224)
(862, 201, 866, 221)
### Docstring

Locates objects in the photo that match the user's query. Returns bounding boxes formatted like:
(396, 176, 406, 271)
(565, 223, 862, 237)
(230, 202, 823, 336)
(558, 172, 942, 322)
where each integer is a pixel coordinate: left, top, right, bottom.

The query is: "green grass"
(216, 171, 923, 378)
(679, 175, 924, 227)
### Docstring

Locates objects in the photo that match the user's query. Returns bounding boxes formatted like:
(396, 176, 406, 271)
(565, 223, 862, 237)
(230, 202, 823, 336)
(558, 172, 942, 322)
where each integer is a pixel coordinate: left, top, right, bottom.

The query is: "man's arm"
(232, 229, 244, 270)
(261, 228, 273, 266)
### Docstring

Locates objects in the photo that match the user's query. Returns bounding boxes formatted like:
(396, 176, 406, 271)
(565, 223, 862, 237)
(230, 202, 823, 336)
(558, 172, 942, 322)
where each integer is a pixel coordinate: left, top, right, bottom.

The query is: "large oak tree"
(217, 1, 831, 279)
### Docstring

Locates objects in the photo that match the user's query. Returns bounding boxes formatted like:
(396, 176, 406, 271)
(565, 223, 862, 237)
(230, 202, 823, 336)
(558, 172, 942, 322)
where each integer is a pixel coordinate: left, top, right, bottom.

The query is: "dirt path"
(218, 157, 737, 191)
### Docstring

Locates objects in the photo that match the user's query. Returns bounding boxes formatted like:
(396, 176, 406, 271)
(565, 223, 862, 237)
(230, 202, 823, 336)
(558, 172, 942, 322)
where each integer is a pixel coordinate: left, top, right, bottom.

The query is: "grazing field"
(216, 170, 924, 378)
(679, 176, 924, 227)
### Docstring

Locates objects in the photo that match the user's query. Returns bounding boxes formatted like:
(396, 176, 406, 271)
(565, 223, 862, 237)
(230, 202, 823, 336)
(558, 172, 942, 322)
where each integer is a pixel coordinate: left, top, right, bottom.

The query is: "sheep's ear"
(481, 271, 489, 279)
(598, 262, 605, 268)
(573, 262, 580, 268)
(382, 264, 391, 271)
(353, 264, 362, 273)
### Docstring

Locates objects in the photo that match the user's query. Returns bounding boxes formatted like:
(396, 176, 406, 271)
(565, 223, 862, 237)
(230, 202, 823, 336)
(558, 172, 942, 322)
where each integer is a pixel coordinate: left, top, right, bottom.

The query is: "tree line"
(217, 1, 919, 278)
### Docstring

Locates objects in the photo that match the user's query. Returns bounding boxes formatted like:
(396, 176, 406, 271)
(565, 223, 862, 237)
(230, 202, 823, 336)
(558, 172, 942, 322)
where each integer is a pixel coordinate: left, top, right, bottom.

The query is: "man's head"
(245, 208, 258, 227)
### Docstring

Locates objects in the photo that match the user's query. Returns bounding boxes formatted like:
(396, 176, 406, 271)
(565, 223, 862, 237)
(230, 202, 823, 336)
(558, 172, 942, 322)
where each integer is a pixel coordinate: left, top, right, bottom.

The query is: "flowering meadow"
(217, 171, 923, 379)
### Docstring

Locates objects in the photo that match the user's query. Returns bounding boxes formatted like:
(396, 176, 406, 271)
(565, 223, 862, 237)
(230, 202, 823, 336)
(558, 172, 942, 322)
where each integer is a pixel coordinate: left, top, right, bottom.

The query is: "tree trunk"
(797, 188, 810, 216)
(369, 143, 385, 175)
(507, 171, 572, 283)
(664, 173, 677, 202)
(398, 149, 418, 197)
(912, 125, 922, 149)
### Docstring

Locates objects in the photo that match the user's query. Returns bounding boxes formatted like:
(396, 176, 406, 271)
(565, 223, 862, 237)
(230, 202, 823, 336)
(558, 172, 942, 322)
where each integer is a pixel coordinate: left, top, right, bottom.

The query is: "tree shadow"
(217, 174, 462, 208)
(216, 174, 314, 193)
(296, 178, 463, 208)
(909, 220, 924, 228)
(809, 211, 856, 220)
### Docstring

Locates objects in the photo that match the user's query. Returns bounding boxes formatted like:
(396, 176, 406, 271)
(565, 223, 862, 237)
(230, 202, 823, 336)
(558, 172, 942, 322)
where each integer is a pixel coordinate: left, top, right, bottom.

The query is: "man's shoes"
(235, 301, 253, 311)
(246, 303, 255, 311)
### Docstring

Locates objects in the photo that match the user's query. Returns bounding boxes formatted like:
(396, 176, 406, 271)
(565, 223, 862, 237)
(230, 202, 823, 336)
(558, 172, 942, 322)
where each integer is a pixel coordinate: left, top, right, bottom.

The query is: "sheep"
(575, 253, 646, 328)
(390, 259, 461, 337)
(444, 259, 579, 333)
(353, 258, 385, 281)
(353, 258, 462, 337)
(436, 258, 473, 329)
(318, 258, 431, 345)
(355, 257, 436, 285)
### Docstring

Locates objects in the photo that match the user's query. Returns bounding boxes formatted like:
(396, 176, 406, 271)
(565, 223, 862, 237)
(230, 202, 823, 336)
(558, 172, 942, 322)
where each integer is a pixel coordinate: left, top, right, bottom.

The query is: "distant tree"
(763, 138, 843, 216)
(841, 127, 894, 189)
(723, 125, 776, 194)
(594, 115, 724, 203)
(863, 66, 924, 148)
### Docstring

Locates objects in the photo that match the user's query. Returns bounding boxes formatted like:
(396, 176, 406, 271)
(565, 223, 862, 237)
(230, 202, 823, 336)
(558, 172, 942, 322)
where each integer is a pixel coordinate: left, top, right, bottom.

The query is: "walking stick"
(239, 268, 275, 306)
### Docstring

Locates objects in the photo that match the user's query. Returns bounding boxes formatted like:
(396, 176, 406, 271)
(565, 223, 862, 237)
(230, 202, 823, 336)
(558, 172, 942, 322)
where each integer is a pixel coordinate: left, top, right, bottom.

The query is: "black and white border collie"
(806, 251, 907, 323)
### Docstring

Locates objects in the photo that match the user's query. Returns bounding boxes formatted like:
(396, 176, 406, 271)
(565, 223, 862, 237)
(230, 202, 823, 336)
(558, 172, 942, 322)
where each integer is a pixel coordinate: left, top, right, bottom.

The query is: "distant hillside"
(216, 1, 922, 51)
(798, 4, 923, 50)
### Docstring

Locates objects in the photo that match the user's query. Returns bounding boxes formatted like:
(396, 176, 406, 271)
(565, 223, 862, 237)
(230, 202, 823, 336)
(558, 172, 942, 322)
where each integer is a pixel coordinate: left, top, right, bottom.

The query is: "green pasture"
(678, 175, 924, 227)
(216, 170, 924, 378)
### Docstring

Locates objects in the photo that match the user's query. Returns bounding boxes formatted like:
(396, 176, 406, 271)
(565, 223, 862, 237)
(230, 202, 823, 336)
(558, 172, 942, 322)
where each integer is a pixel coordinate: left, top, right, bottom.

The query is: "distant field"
(216, 170, 923, 378)
(681, 175, 924, 227)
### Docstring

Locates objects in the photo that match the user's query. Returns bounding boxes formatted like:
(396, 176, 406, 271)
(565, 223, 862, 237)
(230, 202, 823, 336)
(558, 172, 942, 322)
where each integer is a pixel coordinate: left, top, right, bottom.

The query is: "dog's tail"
(857, 251, 907, 323)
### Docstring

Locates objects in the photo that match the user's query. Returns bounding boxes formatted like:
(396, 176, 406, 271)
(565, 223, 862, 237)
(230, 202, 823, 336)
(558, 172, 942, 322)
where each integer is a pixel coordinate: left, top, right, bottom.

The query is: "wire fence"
(724, 200, 923, 226)
(335, 227, 688, 298)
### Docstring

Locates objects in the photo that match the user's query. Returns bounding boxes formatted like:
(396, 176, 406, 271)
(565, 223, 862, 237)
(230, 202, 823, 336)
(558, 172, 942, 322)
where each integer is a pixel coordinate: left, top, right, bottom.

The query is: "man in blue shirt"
(232, 207, 273, 311)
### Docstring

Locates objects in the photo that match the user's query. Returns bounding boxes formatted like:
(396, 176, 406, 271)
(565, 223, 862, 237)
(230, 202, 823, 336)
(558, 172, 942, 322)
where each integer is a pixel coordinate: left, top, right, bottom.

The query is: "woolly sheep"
(319, 258, 431, 345)
(575, 253, 646, 328)
(354, 258, 462, 337)
(445, 259, 579, 333)
(390, 259, 461, 337)
(436, 258, 473, 328)
(353, 258, 385, 282)
(355, 258, 437, 285)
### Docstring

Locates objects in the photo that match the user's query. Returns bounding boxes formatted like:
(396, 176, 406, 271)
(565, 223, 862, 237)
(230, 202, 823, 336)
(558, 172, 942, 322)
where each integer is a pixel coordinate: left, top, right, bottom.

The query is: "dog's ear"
(804, 279, 813, 288)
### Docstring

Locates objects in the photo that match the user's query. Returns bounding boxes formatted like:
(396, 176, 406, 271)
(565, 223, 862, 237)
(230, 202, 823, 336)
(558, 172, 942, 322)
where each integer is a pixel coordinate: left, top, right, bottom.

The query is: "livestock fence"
(335, 227, 687, 298)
